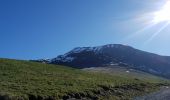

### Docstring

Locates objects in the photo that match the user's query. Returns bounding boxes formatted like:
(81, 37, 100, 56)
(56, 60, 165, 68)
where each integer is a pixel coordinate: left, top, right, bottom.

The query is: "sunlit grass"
(0, 59, 169, 99)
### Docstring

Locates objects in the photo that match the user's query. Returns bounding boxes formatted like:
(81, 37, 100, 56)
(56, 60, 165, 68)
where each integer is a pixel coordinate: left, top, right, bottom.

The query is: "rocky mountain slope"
(48, 44, 170, 78)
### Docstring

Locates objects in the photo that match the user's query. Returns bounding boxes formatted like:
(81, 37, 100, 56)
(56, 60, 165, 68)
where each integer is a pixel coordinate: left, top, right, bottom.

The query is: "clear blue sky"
(0, 0, 170, 60)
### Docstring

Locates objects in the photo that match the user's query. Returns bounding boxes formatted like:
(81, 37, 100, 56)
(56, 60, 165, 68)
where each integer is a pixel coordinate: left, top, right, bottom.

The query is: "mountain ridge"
(36, 44, 170, 79)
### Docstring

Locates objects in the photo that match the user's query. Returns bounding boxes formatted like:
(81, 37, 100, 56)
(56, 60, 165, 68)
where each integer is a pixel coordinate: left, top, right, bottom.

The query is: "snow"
(50, 56, 75, 63)
(50, 44, 128, 63)
(64, 44, 128, 55)
(67, 46, 103, 54)
(71, 47, 87, 53)
(110, 63, 118, 66)
(61, 57, 74, 62)
(106, 44, 115, 48)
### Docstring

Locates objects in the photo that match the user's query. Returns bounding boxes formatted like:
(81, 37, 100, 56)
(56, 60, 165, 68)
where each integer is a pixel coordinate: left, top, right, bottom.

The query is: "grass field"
(0, 58, 169, 100)
(83, 66, 167, 82)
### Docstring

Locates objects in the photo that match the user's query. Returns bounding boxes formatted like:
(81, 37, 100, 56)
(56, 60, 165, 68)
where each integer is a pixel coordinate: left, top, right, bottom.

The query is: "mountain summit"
(48, 44, 170, 78)
(50, 44, 133, 66)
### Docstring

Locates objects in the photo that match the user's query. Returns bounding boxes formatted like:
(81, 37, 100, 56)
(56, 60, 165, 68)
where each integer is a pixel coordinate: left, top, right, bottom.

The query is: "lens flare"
(153, 1, 170, 23)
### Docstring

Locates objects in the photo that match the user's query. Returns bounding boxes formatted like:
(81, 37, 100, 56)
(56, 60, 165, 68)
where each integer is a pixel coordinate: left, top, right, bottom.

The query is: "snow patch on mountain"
(68, 46, 103, 54)
(66, 44, 128, 55)
(50, 44, 131, 63)
(50, 54, 75, 63)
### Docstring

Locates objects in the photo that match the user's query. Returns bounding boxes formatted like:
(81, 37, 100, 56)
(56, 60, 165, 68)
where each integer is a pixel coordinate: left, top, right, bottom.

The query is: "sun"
(153, 1, 170, 23)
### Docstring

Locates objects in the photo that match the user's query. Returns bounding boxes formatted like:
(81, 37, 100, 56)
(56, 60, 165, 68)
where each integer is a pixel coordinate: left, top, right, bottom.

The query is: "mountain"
(30, 58, 51, 63)
(49, 44, 170, 78)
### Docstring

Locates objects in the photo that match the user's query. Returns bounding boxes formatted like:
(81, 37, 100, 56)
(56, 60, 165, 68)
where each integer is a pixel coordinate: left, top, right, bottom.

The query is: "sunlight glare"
(153, 1, 170, 23)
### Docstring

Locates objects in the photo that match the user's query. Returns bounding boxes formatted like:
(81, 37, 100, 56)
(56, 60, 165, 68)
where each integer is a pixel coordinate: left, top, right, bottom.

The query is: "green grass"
(83, 67, 167, 83)
(0, 58, 169, 100)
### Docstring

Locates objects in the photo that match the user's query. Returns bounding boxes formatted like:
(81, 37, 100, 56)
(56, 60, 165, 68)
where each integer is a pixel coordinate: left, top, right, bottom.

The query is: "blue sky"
(0, 0, 170, 60)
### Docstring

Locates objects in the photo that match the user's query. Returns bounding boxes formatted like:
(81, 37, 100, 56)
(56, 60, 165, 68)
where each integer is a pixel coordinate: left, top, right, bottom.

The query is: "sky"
(0, 0, 170, 60)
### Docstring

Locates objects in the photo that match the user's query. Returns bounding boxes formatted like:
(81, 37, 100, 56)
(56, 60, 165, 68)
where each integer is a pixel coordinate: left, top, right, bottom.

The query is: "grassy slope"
(0, 59, 169, 100)
(83, 67, 167, 83)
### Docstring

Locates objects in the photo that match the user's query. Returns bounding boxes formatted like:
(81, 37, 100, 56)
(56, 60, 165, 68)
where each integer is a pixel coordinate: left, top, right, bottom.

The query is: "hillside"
(48, 44, 170, 79)
(83, 66, 166, 82)
(0, 59, 169, 100)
